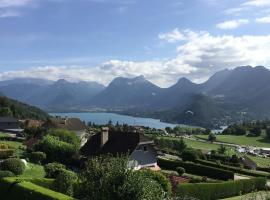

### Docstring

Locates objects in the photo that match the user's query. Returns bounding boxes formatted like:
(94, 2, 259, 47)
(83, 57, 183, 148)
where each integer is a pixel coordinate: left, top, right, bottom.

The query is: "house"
(80, 127, 159, 170)
(50, 116, 87, 135)
(50, 116, 88, 146)
(0, 117, 20, 130)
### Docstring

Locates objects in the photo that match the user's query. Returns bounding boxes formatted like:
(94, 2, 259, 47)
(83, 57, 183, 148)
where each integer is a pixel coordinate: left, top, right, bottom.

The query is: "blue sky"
(0, 0, 270, 87)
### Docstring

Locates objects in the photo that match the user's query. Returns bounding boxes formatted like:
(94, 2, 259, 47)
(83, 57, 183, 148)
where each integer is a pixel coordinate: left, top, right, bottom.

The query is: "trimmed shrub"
(29, 151, 46, 164)
(44, 162, 66, 178)
(176, 167, 185, 176)
(0, 177, 74, 200)
(181, 149, 199, 162)
(0, 170, 15, 178)
(0, 158, 25, 175)
(176, 177, 266, 200)
(137, 169, 172, 196)
(157, 158, 234, 180)
(0, 149, 14, 159)
(196, 159, 270, 178)
(54, 169, 78, 197)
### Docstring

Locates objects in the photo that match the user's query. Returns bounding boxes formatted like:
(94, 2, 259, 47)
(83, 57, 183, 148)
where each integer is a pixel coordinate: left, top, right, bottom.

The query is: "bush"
(176, 177, 266, 200)
(77, 155, 165, 200)
(137, 169, 172, 196)
(181, 149, 199, 162)
(29, 151, 46, 164)
(157, 158, 234, 180)
(0, 158, 25, 175)
(0, 177, 74, 200)
(196, 159, 270, 178)
(176, 167, 185, 176)
(0, 170, 15, 178)
(47, 129, 80, 148)
(35, 135, 78, 164)
(0, 149, 14, 159)
(44, 163, 66, 178)
(54, 169, 78, 197)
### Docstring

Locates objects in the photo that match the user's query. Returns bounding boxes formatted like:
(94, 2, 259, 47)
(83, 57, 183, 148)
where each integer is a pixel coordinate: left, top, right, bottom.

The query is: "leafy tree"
(54, 169, 78, 197)
(181, 149, 199, 162)
(35, 135, 78, 164)
(251, 127, 262, 136)
(165, 127, 173, 134)
(47, 129, 80, 148)
(204, 128, 211, 135)
(176, 137, 187, 154)
(267, 128, 270, 140)
(76, 155, 165, 200)
(218, 145, 227, 155)
(208, 133, 216, 142)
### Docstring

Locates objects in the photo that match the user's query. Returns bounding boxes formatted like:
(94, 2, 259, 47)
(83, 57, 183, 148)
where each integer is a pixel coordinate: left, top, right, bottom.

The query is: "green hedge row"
(0, 149, 14, 159)
(176, 177, 266, 200)
(157, 158, 234, 180)
(0, 177, 74, 200)
(196, 159, 270, 178)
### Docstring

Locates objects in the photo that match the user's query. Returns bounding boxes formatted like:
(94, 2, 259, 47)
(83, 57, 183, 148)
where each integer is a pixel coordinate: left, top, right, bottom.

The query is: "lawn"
(20, 162, 45, 179)
(246, 155, 270, 168)
(157, 136, 220, 151)
(196, 134, 270, 148)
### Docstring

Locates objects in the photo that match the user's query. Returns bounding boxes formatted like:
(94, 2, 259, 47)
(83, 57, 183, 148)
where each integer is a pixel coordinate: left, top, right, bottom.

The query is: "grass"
(20, 162, 45, 179)
(196, 134, 270, 148)
(246, 155, 270, 168)
(222, 191, 270, 200)
(156, 136, 220, 151)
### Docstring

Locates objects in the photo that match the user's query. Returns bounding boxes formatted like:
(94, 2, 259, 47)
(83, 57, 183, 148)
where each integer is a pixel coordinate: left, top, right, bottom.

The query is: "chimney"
(101, 127, 109, 147)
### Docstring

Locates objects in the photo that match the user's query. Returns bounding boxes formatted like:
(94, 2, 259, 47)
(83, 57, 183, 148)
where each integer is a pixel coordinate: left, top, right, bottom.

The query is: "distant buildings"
(81, 127, 159, 170)
(0, 117, 19, 130)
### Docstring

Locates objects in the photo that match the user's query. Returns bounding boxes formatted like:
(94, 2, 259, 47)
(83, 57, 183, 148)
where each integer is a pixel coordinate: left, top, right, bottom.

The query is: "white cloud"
(2, 30, 270, 87)
(256, 15, 270, 23)
(0, 9, 21, 17)
(0, 0, 33, 8)
(216, 19, 249, 29)
(158, 28, 186, 43)
(242, 0, 270, 7)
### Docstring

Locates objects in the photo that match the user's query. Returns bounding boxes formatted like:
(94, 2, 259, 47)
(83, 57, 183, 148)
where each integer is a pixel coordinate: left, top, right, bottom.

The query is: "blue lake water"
(49, 112, 184, 129)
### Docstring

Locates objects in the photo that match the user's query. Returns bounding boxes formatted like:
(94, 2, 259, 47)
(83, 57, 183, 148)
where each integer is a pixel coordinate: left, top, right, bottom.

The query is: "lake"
(49, 112, 184, 129)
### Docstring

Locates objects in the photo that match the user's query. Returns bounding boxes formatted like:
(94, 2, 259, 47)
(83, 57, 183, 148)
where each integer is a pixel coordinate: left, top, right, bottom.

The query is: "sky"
(0, 0, 270, 87)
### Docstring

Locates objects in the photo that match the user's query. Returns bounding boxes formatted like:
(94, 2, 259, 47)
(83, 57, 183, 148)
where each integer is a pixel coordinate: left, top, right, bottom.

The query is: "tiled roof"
(80, 130, 153, 157)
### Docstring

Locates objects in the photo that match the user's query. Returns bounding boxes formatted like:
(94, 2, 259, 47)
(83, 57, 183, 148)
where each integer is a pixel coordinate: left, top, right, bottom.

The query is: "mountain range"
(1, 66, 270, 128)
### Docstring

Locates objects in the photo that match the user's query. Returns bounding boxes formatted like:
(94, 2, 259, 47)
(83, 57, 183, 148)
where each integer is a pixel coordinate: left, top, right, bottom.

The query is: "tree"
(47, 129, 80, 148)
(204, 128, 211, 135)
(218, 145, 227, 155)
(208, 133, 216, 142)
(266, 128, 270, 140)
(35, 135, 78, 164)
(181, 149, 199, 162)
(54, 169, 78, 196)
(29, 151, 46, 164)
(175, 137, 187, 154)
(251, 127, 262, 136)
(165, 127, 173, 134)
(76, 155, 165, 200)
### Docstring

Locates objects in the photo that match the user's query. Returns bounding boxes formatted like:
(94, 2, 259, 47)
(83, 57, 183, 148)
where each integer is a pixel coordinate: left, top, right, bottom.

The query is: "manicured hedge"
(176, 177, 266, 200)
(0, 178, 74, 200)
(157, 158, 234, 180)
(0, 149, 14, 159)
(196, 159, 270, 178)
